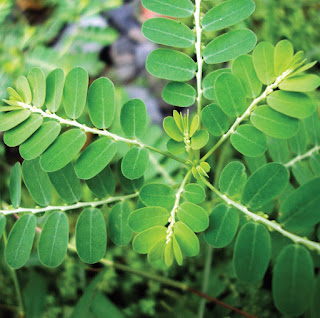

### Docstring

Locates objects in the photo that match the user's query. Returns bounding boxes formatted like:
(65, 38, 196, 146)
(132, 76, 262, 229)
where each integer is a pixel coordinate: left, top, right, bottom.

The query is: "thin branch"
(166, 169, 192, 243)
(0, 193, 138, 215)
(285, 145, 320, 168)
(15, 102, 188, 165)
(149, 153, 176, 185)
(201, 69, 292, 162)
(201, 177, 320, 253)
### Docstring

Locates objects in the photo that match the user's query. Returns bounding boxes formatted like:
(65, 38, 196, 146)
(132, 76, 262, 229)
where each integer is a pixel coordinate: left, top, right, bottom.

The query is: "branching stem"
(285, 144, 320, 168)
(201, 69, 292, 162)
(16, 102, 188, 166)
(201, 177, 320, 253)
(0, 193, 138, 215)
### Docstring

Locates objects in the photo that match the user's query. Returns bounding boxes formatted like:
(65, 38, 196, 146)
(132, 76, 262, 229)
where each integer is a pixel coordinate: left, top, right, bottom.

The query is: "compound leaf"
(76, 208, 107, 264)
(5, 214, 36, 269)
(202, 0, 255, 31)
(109, 201, 132, 246)
(38, 211, 69, 268)
(204, 204, 239, 248)
(142, 18, 194, 48)
(233, 222, 271, 282)
(40, 129, 87, 172)
(22, 157, 52, 207)
(146, 49, 196, 81)
(204, 29, 257, 64)
(241, 163, 289, 210)
(75, 138, 117, 180)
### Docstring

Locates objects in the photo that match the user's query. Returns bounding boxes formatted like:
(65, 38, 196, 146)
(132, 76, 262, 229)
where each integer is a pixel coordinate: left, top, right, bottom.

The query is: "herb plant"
(1, 0, 320, 316)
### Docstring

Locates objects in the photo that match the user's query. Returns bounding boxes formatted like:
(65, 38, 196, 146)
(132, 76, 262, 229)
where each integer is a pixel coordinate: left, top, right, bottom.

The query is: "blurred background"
(0, 0, 319, 317)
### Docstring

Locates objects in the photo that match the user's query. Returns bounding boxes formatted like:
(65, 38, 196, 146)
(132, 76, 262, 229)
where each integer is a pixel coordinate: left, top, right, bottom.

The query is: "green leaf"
(201, 104, 229, 136)
(288, 122, 307, 155)
(38, 211, 69, 268)
(0, 106, 23, 112)
(162, 82, 196, 107)
(251, 105, 299, 139)
(0, 215, 6, 240)
(274, 40, 294, 76)
(109, 201, 132, 246)
(146, 49, 196, 81)
(117, 161, 144, 193)
(233, 222, 271, 282)
(268, 138, 290, 164)
(215, 73, 247, 117)
(19, 121, 61, 160)
(267, 91, 315, 119)
(177, 202, 209, 233)
(272, 245, 314, 316)
(202, 69, 231, 101)
(148, 239, 166, 263)
(86, 166, 115, 198)
(76, 208, 107, 264)
(202, 0, 255, 31)
(279, 74, 320, 92)
(140, 183, 175, 210)
(48, 163, 82, 204)
(204, 29, 257, 64)
(141, 0, 194, 18)
(27, 68, 46, 108)
(91, 292, 125, 318)
(22, 158, 52, 206)
(63, 67, 88, 119)
(219, 161, 247, 197)
(279, 178, 320, 231)
(0, 110, 31, 132)
(7, 87, 23, 102)
(5, 214, 36, 269)
(167, 139, 185, 155)
(230, 124, 267, 157)
(164, 239, 174, 267)
(121, 147, 149, 180)
(172, 236, 183, 265)
(120, 99, 147, 139)
(310, 275, 320, 318)
(244, 153, 267, 173)
(133, 226, 167, 254)
(204, 204, 239, 248)
(174, 221, 199, 257)
(252, 42, 276, 85)
(75, 138, 117, 180)
(241, 163, 289, 210)
(191, 129, 209, 150)
(163, 116, 184, 142)
(10, 162, 21, 208)
(45, 68, 65, 113)
(40, 129, 87, 172)
(183, 183, 205, 204)
(4, 114, 43, 147)
(129, 207, 169, 233)
(15, 76, 32, 104)
(88, 77, 115, 129)
(142, 18, 194, 48)
(232, 54, 262, 98)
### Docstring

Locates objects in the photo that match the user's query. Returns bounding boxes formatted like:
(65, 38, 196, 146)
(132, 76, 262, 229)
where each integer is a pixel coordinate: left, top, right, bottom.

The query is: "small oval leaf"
(45, 68, 65, 113)
(121, 147, 149, 180)
(174, 221, 199, 257)
(183, 183, 205, 204)
(162, 82, 196, 107)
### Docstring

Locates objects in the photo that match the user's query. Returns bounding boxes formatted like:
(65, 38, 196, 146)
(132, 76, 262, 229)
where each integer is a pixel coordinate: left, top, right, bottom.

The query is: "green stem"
(200, 69, 292, 163)
(15, 102, 188, 166)
(0, 193, 139, 215)
(3, 233, 25, 318)
(285, 145, 320, 168)
(201, 176, 320, 253)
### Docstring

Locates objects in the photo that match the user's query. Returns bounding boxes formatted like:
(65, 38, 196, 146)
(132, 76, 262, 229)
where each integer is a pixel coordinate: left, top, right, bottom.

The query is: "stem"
(16, 102, 188, 166)
(3, 233, 25, 318)
(201, 69, 292, 162)
(201, 177, 320, 253)
(0, 193, 138, 215)
(149, 153, 176, 185)
(285, 145, 320, 168)
(166, 169, 192, 243)
(67, 243, 257, 318)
